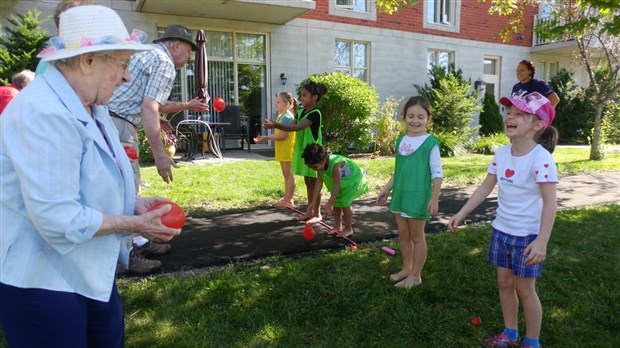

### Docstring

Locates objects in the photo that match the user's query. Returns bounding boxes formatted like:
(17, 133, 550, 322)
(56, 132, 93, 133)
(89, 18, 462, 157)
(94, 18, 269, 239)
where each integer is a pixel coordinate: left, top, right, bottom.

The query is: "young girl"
(263, 81, 328, 222)
(448, 92, 558, 348)
(255, 92, 297, 207)
(301, 143, 368, 236)
(377, 96, 443, 289)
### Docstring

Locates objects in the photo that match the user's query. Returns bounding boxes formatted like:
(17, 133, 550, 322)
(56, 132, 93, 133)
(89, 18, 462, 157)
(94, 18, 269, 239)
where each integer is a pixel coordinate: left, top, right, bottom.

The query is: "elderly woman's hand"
(134, 197, 182, 242)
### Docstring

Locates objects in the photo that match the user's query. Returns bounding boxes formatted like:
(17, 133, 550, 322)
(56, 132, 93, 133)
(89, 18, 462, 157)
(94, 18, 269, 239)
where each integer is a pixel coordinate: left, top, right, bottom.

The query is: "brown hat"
(153, 24, 198, 50)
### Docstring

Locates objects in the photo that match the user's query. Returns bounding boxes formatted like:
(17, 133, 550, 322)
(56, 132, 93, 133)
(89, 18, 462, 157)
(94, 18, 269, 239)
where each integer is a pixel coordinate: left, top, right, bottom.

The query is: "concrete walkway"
(155, 154, 619, 273)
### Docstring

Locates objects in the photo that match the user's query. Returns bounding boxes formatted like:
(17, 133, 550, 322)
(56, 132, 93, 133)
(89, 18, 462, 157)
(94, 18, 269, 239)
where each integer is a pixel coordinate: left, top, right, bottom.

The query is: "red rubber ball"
(213, 96, 226, 112)
(149, 201, 186, 229)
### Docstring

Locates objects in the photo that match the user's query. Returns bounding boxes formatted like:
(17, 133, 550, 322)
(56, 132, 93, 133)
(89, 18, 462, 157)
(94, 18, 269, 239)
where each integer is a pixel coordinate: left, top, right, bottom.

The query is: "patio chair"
(220, 105, 251, 152)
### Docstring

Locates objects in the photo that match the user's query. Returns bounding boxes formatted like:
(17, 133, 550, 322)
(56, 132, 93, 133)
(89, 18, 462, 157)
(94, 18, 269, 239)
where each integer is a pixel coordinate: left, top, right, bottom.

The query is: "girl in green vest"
(377, 96, 443, 288)
(263, 82, 328, 223)
(301, 143, 368, 236)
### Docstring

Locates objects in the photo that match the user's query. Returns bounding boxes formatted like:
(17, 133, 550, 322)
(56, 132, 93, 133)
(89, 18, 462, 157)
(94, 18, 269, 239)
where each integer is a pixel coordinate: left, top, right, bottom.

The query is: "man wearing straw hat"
(107, 24, 208, 272)
(0, 5, 181, 346)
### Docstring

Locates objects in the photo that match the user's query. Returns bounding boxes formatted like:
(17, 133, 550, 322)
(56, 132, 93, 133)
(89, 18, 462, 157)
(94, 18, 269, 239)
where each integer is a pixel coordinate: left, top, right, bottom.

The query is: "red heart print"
(535, 170, 539, 175)
(544, 163, 549, 168)
(492, 162, 496, 166)
(544, 174, 548, 178)
(505, 169, 515, 178)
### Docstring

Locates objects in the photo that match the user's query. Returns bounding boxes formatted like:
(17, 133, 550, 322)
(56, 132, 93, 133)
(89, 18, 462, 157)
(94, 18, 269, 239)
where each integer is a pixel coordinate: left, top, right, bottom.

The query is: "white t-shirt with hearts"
(487, 144, 558, 237)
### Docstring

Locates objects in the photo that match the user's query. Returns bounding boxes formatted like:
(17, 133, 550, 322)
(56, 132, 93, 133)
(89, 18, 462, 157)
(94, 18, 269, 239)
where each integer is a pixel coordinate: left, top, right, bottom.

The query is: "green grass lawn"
(140, 146, 620, 215)
(1, 146, 618, 347)
(114, 205, 619, 347)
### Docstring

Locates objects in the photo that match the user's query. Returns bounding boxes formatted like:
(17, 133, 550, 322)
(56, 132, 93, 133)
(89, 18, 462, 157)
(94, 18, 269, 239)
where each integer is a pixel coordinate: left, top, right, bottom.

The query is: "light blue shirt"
(0, 67, 136, 301)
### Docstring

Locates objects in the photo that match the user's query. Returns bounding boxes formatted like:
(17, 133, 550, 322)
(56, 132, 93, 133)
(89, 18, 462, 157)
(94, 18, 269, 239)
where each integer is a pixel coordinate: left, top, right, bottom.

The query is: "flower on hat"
(38, 29, 148, 59)
(128, 29, 147, 43)
(36, 5, 152, 62)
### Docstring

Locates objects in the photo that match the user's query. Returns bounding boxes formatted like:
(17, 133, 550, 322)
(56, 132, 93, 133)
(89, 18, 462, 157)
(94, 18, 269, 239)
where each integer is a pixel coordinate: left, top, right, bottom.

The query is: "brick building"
(1, 0, 585, 141)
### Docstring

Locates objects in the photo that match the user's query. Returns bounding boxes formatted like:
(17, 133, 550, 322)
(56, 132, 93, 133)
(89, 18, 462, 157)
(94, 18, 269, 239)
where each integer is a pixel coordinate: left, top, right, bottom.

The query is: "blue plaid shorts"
(488, 228, 542, 278)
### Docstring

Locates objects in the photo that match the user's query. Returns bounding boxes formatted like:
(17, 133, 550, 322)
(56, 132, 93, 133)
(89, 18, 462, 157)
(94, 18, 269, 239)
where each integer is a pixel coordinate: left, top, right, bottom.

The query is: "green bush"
(601, 101, 620, 144)
(0, 9, 49, 84)
(414, 64, 480, 150)
(549, 69, 595, 144)
(373, 96, 403, 155)
(299, 73, 379, 154)
(470, 133, 509, 155)
(434, 131, 466, 157)
(479, 92, 504, 136)
(137, 129, 154, 163)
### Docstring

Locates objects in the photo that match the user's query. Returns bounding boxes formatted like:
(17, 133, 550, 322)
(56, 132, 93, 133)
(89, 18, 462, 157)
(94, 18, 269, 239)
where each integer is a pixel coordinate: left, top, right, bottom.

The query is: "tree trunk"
(589, 104, 604, 160)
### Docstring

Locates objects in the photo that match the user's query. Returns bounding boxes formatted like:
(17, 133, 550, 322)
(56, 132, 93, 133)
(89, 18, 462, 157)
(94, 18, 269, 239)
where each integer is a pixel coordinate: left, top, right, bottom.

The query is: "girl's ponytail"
(536, 125, 559, 154)
(279, 92, 298, 118)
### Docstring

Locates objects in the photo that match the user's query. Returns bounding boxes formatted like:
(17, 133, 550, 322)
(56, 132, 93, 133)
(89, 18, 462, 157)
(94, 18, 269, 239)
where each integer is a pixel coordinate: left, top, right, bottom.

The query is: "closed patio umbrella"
(192, 29, 222, 158)
(194, 29, 209, 104)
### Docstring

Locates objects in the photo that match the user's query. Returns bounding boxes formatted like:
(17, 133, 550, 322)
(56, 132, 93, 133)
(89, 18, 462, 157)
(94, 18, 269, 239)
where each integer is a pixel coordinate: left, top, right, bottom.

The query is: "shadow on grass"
(120, 205, 620, 347)
(138, 186, 499, 275)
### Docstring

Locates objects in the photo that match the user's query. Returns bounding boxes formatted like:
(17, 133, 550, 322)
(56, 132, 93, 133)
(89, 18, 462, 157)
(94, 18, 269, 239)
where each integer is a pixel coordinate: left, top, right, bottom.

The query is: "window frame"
(335, 39, 371, 83)
(427, 49, 455, 73)
(423, 0, 461, 33)
(329, 0, 376, 21)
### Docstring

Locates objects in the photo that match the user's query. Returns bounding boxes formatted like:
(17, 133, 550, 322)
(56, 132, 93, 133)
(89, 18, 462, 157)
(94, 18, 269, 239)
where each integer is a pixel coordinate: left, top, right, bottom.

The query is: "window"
(335, 0, 368, 12)
(335, 40, 370, 82)
(427, 49, 454, 72)
(423, 0, 461, 33)
(162, 27, 267, 138)
(483, 57, 501, 98)
(428, 0, 453, 24)
(329, 0, 376, 20)
(539, 61, 559, 82)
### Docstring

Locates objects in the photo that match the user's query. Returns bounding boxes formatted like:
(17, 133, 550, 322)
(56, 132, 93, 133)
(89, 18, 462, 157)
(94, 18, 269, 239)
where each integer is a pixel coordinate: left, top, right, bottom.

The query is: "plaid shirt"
(107, 43, 176, 127)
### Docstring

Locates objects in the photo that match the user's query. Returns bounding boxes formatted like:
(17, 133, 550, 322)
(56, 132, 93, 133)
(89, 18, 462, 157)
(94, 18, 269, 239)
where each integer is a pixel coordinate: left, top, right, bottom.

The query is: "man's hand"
(186, 97, 209, 113)
(154, 153, 174, 183)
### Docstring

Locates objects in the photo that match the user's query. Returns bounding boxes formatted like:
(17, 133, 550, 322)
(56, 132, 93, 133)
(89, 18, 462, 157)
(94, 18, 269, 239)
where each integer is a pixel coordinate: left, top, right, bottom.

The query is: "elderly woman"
(0, 5, 181, 347)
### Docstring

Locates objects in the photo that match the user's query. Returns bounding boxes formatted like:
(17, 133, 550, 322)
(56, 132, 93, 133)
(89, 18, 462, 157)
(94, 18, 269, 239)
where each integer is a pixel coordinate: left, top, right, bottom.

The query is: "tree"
(479, 92, 504, 136)
(414, 64, 479, 144)
(549, 68, 595, 144)
(483, 0, 620, 159)
(375, 0, 420, 14)
(374, 96, 403, 155)
(0, 9, 49, 85)
(298, 73, 379, 154)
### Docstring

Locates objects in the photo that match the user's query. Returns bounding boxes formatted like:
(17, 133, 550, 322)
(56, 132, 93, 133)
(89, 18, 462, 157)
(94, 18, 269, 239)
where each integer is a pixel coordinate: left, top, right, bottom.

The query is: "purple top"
(511, 79, 554, 99)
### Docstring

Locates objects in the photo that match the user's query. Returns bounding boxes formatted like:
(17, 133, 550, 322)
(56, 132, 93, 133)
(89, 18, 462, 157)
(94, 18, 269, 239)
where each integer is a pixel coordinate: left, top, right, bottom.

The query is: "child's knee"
(515, 278, 538, 299)
(497, 271, 516, 289)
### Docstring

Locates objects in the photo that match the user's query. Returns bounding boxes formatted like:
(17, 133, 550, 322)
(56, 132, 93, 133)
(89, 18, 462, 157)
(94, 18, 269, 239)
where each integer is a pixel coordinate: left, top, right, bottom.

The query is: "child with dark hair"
(448, 92, 559, 348)
(301, 143, 368, 236)
(263, 81, 328, 223)
(512, 59, 560, 108)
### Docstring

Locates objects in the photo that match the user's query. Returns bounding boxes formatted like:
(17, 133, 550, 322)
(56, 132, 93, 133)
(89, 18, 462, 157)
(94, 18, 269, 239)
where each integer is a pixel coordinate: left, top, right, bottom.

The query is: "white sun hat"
(38, 5, 151, 62)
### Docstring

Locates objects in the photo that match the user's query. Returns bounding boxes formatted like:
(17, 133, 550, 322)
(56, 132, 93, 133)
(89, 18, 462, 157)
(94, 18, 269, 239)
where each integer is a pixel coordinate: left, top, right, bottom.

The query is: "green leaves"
(299, 73, 379, 154)
(0, 9, 49, 84)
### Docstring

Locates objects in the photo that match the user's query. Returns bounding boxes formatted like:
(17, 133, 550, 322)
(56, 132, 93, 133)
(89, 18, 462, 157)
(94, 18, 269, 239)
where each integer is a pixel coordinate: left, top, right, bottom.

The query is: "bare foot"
(394, 275, 422, 288)
(328, 225, 343, 235)
(297, 214, 312, 221)
(273, 199, 293, 208)
(306, 216, 323, 224)
(389, 269, 409, 283)
(338, 229, 353, 237)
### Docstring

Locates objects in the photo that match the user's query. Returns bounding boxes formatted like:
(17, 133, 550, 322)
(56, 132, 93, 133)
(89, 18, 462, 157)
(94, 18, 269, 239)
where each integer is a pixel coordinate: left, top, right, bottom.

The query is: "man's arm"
(159, 97, 209, 114)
